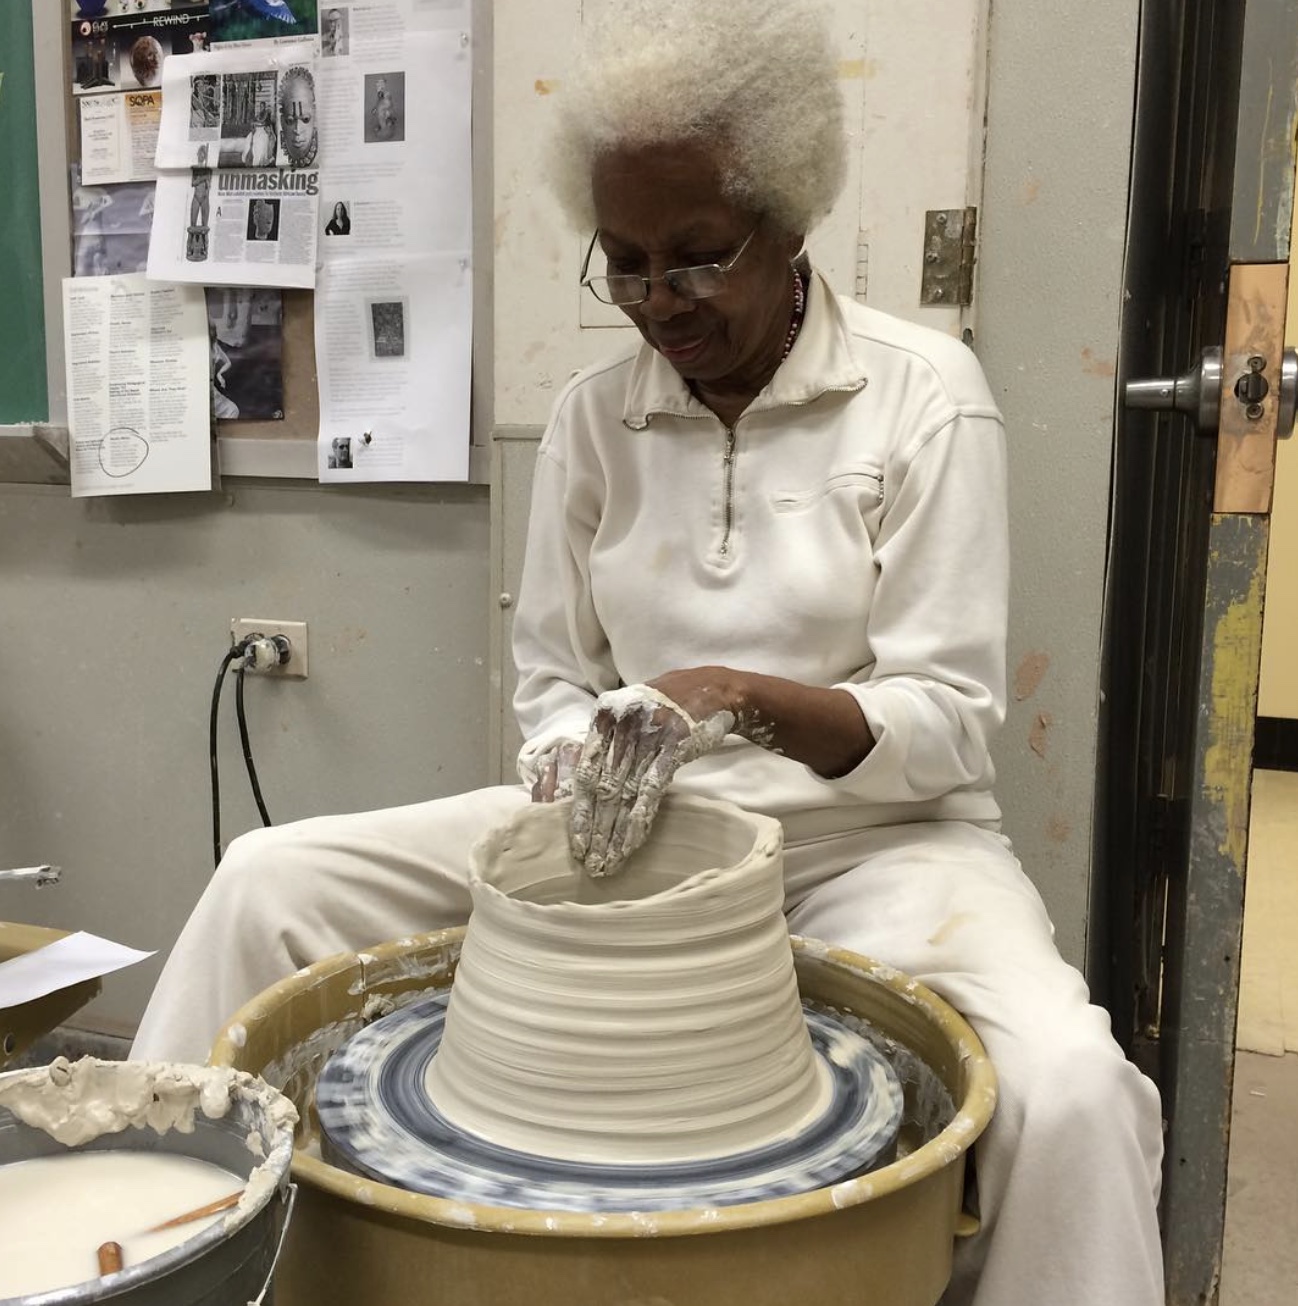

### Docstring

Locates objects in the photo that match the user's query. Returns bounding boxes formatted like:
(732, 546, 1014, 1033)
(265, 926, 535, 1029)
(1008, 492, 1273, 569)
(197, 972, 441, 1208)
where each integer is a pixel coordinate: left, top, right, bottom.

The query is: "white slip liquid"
(0, 1150, 243, 1298)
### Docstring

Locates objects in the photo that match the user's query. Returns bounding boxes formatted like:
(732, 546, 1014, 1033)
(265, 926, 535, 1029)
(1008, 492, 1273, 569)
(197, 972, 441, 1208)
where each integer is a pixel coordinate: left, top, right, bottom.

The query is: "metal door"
(1094, 2, 1298, 1301)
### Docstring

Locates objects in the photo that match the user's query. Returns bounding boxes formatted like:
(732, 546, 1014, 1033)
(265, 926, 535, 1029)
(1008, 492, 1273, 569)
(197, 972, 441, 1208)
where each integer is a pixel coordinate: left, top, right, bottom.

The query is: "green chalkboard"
(0, 3, 49, 424)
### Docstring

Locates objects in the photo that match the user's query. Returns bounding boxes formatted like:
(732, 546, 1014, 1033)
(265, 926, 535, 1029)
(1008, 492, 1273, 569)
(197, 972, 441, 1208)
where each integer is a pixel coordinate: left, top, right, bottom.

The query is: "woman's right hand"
(530, 739, 584, 803)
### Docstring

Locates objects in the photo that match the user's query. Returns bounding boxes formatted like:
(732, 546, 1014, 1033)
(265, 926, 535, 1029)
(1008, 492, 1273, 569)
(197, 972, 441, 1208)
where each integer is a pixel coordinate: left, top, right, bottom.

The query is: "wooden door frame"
(1153, 4, 1297, 1300)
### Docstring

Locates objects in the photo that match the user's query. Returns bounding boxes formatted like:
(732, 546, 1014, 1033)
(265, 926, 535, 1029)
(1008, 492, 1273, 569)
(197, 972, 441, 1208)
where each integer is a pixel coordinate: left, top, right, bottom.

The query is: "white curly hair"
(550, 0, 846, 236)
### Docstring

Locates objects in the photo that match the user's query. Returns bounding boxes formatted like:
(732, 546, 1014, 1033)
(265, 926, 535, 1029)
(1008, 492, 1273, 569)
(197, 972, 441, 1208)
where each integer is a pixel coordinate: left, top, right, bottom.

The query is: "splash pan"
(316, 993, 904, 1212)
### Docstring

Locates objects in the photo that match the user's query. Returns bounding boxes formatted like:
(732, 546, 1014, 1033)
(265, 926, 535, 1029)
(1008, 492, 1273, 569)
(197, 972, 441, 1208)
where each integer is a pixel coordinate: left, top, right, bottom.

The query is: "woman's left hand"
(569, 668, 740, 877)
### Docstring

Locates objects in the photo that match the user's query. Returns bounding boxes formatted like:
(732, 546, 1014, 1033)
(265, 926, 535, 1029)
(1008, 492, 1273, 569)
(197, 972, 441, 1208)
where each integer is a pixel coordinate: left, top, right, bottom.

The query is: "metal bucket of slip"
(209, 795, 996, 1306)
(0, 1060, 297, 1306)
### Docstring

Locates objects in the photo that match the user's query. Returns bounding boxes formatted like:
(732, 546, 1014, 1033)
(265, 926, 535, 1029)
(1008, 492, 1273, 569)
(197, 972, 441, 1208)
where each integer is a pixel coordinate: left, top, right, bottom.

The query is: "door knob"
(1123, 347, 1223, 433)
(1279, 348, 1297, 442)
(1124, 345, 1297, 438)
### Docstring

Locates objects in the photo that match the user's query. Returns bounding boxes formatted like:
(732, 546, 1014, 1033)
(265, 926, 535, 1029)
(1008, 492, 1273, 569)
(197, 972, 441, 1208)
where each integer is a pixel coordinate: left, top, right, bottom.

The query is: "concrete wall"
(0, 482, 490, 1034)
(976, 2, 1140, 966)
(1258, 174, 1298, 720)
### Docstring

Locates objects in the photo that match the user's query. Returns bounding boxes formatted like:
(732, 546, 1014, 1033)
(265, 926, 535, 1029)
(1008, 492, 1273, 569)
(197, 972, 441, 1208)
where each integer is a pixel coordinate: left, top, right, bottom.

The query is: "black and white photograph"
(368, 298, 407, 359)
(327, 436, 353, 469)
(363, 72, 405, 144)
(218, 72, 278, 168)
(186, 144, 213, 262)
(189, 75, 220, 133)
(277, 65, 319, 168)
(324, 200, 351, 236)
(321, 6, 349, 57)
(246, 197, 282, 242)
(70, 170, 153, 277)
(205, 288, 285, 422)
(190, 145, 213, 228)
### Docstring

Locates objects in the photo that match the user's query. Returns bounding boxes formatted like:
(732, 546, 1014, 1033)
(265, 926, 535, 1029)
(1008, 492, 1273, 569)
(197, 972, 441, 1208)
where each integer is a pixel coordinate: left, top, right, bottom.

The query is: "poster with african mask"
(153, 43, 318, 170)
(148, 43, 319, 287)
(208, 0, 319, 47)
(70, 2, 210, 97)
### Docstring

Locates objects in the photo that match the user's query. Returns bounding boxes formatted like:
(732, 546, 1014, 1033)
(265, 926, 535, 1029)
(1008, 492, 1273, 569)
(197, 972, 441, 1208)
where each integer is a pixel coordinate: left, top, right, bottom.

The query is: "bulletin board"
(5, 0, 492, 484)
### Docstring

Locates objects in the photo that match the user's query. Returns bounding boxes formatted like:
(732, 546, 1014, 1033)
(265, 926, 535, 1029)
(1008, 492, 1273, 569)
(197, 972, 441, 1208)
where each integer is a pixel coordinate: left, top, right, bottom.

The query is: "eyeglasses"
(579, 227, 759, 306)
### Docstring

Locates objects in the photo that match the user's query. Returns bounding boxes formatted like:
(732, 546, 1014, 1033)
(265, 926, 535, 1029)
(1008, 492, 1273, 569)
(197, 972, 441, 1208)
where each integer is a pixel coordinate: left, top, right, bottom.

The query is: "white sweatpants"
(132, 789, 1165, 1306)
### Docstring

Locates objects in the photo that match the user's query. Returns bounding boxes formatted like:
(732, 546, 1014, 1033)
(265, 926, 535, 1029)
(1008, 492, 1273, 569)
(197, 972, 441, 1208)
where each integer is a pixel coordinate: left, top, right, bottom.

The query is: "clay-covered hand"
(569, 683, 734, 877)
(530, 739, 584, 803)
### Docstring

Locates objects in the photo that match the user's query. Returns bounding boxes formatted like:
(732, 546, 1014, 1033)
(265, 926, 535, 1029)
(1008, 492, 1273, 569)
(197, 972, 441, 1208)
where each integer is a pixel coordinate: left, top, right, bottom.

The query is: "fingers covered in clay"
(570, 685, 734, 876)
(530, 739, 584, 803)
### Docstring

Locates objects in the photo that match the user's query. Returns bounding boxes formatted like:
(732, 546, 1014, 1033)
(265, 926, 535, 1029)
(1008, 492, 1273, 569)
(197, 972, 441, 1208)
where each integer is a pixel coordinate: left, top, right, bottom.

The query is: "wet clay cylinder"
(425, 796, 830, 1165)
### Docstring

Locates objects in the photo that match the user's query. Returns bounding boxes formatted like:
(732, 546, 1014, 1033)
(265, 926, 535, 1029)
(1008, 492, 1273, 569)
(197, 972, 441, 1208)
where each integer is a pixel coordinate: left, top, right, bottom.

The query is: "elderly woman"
(133, 3, 1163, 1303)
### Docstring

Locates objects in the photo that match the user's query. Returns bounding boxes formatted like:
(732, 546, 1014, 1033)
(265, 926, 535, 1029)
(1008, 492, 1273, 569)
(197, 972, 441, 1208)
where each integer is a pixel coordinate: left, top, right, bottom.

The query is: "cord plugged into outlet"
(230, 619, 309, 678)
(242, 634, 293, 672)
(213, 620, 307, 864)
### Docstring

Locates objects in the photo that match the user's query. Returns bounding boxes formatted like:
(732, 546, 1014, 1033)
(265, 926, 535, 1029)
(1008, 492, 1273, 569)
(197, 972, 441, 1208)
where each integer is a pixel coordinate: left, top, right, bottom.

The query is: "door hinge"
(920, 207, 978, 307)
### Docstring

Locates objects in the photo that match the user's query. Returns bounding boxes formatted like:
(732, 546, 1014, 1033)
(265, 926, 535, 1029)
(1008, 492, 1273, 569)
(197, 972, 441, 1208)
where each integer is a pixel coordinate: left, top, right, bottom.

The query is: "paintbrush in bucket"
(93, 1189, 244, 1279)
(147, 1188, 245, 1232)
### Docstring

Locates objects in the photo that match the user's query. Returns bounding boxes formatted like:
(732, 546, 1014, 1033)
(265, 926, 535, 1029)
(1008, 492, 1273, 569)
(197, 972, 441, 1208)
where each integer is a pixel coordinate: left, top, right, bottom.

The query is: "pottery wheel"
(316, 994, 904, 1212)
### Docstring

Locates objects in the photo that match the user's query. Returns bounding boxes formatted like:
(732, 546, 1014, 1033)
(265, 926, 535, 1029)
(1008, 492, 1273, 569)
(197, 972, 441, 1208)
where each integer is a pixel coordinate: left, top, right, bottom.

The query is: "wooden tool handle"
(97, 1241, 123, 1275)
(148, 1188, 243, 1232)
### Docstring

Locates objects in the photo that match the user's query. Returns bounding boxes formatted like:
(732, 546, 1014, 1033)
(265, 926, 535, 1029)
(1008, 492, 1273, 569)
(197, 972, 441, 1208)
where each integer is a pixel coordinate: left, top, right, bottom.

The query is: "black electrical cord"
(211, 637, 280, 868)
(209, 643, 245, 869)
(236, 661, 273, 828)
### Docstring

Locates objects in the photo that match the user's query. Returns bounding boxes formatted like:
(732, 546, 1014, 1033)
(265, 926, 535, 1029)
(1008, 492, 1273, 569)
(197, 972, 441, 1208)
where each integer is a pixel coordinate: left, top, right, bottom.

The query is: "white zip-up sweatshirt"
(512, 272, 1008, 839)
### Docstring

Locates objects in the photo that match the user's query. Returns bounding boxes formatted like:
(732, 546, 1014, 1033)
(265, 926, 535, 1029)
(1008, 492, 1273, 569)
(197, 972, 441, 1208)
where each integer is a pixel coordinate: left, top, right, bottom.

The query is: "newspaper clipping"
(148, 161, 320, 288)
(149, 43, 319, 288)
(62, 274, 212, 499)
(154, 42, 318, 169)
(79, 89, 162, 185)
(316, 6, 472, 480)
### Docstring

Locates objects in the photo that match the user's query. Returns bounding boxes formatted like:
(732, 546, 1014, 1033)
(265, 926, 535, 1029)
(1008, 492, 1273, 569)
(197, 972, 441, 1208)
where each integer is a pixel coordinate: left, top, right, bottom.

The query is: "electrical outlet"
(230, 619, 309, 678)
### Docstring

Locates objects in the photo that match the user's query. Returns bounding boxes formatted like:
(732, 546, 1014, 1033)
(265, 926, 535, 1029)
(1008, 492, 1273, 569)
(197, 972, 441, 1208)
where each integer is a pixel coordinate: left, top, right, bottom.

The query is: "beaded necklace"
(780, 266, 807, 362)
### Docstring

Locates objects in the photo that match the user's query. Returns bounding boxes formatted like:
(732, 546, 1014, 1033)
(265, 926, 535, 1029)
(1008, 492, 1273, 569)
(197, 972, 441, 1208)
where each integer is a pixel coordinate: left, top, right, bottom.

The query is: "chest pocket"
(769, 463, 886, 516)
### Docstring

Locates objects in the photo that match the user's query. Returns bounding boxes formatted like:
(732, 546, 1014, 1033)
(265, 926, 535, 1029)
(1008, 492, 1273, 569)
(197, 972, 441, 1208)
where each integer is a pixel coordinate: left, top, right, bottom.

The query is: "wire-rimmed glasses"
(580, 227, 759, 306)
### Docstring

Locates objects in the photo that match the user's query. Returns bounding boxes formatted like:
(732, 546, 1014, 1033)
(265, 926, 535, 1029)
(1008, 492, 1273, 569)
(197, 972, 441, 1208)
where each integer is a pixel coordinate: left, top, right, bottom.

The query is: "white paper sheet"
(316, 252, 471, 480)
(0, 933, 154, 1011)
(79, 90, 162, 185)
(62, 274, 213, 498)
(315, 10, 472, 481)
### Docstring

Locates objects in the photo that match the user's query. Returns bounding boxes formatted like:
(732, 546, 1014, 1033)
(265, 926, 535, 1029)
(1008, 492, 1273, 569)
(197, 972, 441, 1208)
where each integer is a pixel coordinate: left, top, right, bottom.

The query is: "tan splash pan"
(210, 930, 996, 1306)
(1, 922, 102, 1071)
